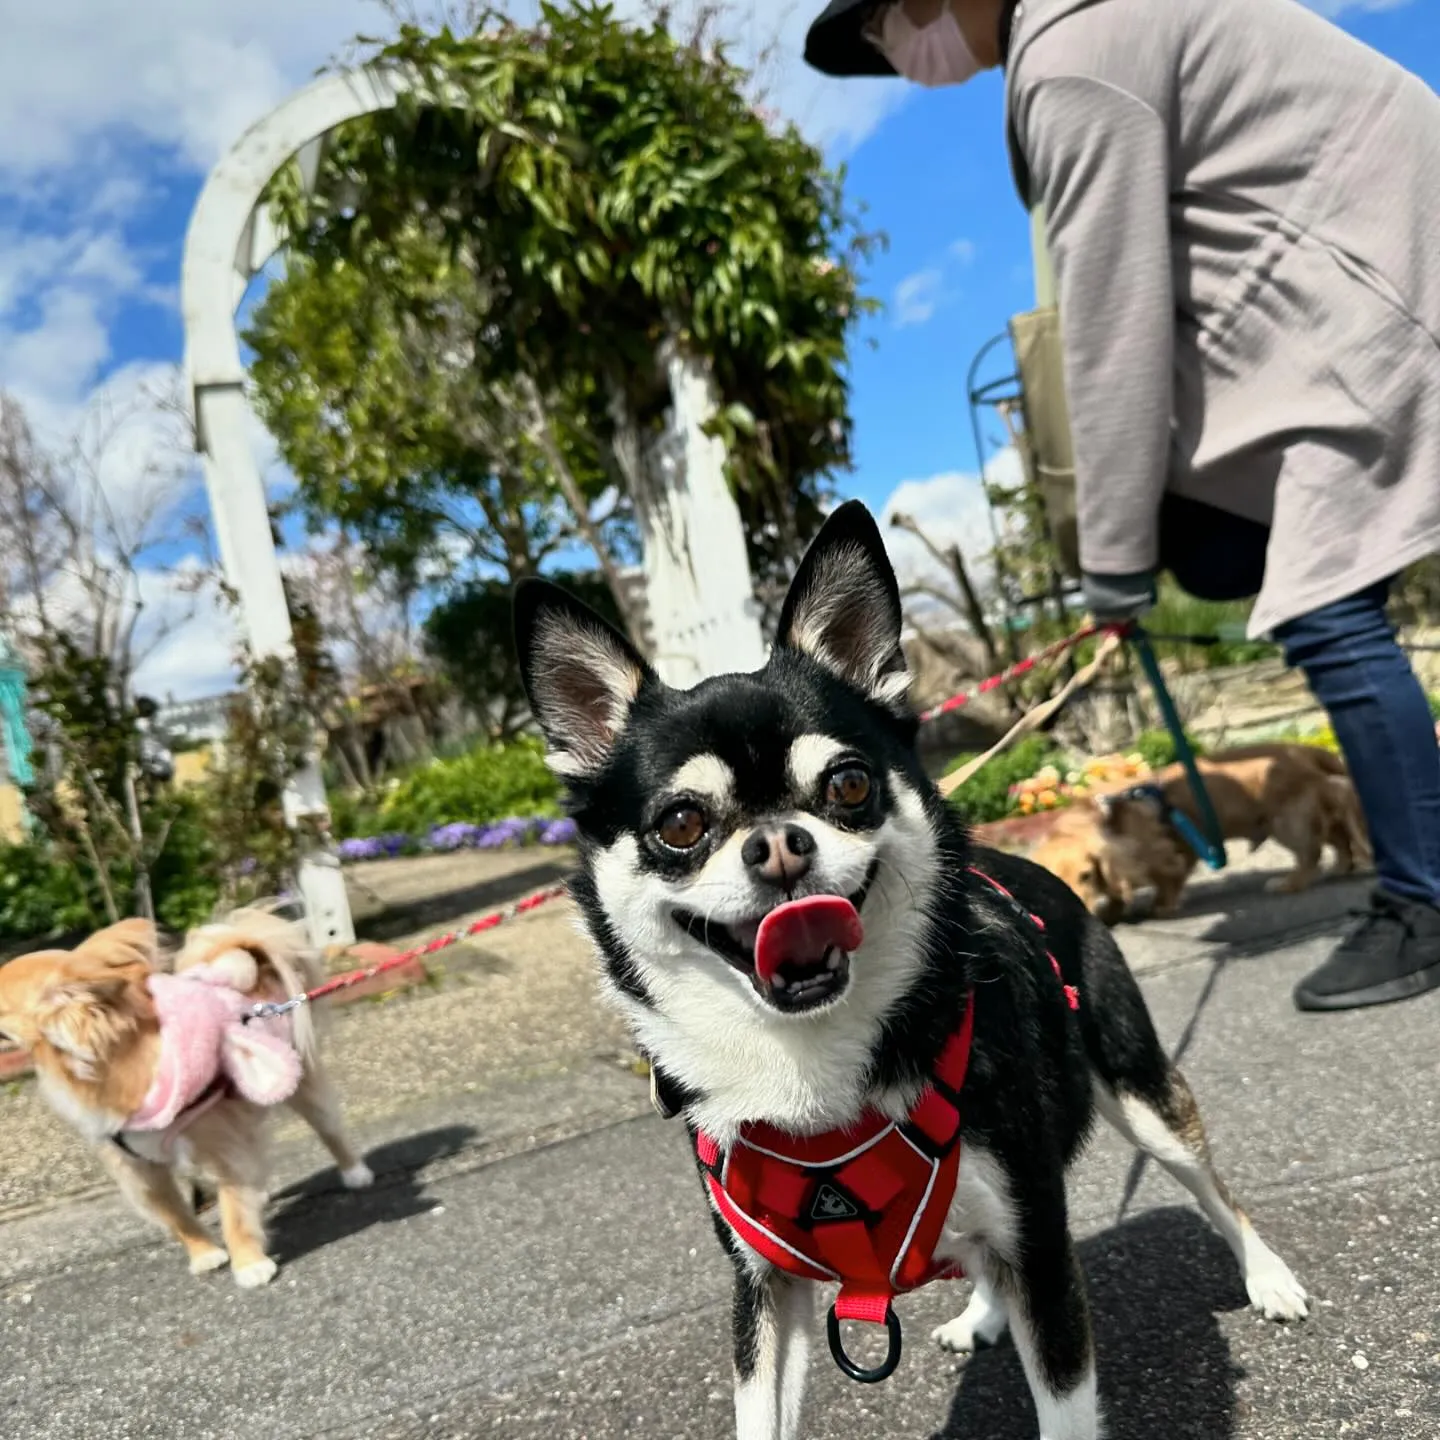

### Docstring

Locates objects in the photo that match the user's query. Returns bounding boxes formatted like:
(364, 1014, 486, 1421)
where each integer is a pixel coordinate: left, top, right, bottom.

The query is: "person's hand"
(1081, 570, 1157, 625)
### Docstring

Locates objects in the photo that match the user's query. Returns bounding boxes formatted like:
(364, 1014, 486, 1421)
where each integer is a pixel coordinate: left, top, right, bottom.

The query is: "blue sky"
(0, 0, 1432, 699)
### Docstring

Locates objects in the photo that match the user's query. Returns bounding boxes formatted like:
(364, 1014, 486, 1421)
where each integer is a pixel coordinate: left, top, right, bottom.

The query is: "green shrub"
(1144, 582, 1275, 669)
(0, 841, 94, 942)
(1132, 728, 1207, 771)
(0, 794, 228, 946)
(344, 735, 561, 837)
(327, 788, 369, 840)
(423, 571, 624, 735)
(150, 793, 224, 932)
(944, 735, 1063, 825)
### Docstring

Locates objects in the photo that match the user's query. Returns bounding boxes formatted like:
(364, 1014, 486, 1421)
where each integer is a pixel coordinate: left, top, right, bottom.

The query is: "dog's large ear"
(514, 578, 657, 779)
(774, 500, 910, 711)
(75, 917, 157, 971)
(34, 972, 149, 1081)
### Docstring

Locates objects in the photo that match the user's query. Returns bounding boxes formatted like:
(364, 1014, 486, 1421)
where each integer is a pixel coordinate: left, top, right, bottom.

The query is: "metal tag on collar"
(649, 1062, 680, 1119)
(1125, 782, 1165, 805)
(244, 995, 307, 1025)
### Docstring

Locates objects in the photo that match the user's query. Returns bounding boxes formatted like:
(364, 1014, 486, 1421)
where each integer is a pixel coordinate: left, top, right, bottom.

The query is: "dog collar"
(1118, 782, 1220, 867)
(111, 1075, 234, 1160)
(969, 866, 1079, 1012)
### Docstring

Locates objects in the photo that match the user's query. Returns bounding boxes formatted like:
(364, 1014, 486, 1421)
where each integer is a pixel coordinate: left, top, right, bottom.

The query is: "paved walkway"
(2, 845, 1437, 1438)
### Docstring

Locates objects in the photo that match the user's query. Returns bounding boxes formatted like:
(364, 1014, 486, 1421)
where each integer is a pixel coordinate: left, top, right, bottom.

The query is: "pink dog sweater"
(125, 960, 303, 1135)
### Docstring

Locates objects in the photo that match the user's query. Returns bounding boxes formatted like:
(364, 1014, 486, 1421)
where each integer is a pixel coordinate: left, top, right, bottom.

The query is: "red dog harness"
(693, 868, 1076, 1383)
(697, 996, 973, 1382)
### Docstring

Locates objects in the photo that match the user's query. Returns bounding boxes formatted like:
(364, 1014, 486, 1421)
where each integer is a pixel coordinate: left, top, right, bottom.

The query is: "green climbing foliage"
(246, 1, 881, 612)
(422, 567, 623, 738)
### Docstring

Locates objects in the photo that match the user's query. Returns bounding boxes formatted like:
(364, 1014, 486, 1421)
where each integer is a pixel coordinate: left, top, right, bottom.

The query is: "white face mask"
(870, 4, 984, 88)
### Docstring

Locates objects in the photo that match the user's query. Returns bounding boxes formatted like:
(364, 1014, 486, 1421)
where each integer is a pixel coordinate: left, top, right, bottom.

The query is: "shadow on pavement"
(265, 1124, 479, 1266)
(1113, 868, 1368, 960)
(354, 860, 573, 943)
(938, 1207, 1246, 1440)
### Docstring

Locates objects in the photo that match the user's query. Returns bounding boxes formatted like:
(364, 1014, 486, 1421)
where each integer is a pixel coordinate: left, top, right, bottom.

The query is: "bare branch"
(901, 581, 970, 619)
(517, 372, 648, 651)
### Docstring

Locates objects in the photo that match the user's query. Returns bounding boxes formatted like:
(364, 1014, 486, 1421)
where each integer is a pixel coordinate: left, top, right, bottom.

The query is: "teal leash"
(1127, 627, 1227, 871)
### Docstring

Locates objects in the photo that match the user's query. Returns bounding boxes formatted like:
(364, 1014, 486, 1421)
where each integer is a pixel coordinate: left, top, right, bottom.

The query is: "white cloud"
(893, 267, 944, 328)
(0, 289, 112, 407)
(1307, 1, 1414, 14)
(891, 239, 978, 328)
(85, 175, 150, 222)
(0, 223, 171, 424)
(0, 233, 71, 315)
(879, 458, 1013, 618)
(0, 1, 899, 192)
(0, 2, 374, 181)
(131, 562, 243, 703)
(77, 362, 195, 528)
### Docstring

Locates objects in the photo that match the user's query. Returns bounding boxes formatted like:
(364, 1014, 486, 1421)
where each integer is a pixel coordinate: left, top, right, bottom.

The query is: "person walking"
(804, 0, 1440, 1012)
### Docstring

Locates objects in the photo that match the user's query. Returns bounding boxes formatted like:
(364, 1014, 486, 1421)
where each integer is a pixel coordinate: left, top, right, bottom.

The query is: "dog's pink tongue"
(754, 896, 863, 983)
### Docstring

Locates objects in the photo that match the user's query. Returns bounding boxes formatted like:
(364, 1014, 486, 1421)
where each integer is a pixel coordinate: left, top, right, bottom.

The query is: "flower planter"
(971, 809, 1070, 851)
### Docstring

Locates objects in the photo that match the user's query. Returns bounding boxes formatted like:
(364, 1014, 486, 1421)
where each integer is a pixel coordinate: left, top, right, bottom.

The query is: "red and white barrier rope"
(246, 882, 571, 1022)
(917, 623, 1113, 725)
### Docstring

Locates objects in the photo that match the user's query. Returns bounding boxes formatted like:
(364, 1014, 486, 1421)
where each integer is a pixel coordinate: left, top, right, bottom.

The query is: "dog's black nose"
(742, 824, 815, 887)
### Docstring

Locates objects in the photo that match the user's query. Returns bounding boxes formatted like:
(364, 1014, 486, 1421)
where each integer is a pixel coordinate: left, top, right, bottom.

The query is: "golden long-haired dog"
(0, 908, 371, 1287)
(1031, 743, 1371, 922)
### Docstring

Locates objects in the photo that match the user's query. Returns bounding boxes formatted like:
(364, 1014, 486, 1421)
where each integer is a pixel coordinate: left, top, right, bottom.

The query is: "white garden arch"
(182, 67, 765, 949)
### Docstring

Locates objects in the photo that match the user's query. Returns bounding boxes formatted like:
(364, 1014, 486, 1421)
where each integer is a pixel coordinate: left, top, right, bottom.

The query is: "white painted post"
(181, 70, 412, 951)
(636, 342, 767, 687)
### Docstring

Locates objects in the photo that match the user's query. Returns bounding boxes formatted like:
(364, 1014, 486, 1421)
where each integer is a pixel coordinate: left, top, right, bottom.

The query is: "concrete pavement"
(2, 852, 1438, 1439)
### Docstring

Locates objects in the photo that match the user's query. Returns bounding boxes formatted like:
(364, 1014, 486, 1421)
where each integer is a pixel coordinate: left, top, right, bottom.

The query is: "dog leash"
(1109, 782, 1226, 871)
(1127, 627, 1227, 870)
(937, 629, 1127, 799)
(925, 618, 1228, 871)
(243, 882, 570, 1023)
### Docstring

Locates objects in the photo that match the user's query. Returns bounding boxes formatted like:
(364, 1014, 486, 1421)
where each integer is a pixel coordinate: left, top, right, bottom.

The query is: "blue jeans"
(1160, 495, 1440, 907)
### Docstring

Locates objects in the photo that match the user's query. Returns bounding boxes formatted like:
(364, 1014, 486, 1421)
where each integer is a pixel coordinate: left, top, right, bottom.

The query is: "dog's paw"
(341, 1161, 375, 1190)
(932, 1315, 983, 1357)
(188, 1246, 229, 1276)
(233, 1257, 279, 1290)
(932, 1294, 1008, 1357)
(1265, 875, 1311, 896)
(1246, 1255, 1309, 1322)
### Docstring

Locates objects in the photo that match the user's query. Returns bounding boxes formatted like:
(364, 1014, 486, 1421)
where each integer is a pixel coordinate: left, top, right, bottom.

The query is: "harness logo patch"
(809, 1183, 860, 1223)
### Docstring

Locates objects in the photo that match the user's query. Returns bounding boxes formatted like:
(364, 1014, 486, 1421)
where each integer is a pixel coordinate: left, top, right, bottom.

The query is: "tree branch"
(517, 373, 648, 653)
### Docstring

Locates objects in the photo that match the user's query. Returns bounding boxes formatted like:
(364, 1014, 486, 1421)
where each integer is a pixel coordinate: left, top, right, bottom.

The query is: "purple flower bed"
(336, 815, 577, 864)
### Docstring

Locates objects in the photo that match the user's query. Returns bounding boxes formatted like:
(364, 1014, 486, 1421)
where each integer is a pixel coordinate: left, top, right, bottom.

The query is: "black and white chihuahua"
(514, 501, 1306, 1440)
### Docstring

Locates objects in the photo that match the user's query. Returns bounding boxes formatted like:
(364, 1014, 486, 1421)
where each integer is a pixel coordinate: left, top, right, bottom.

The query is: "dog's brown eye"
(827, 766, 871, 808)
(657, 805, 707, 851)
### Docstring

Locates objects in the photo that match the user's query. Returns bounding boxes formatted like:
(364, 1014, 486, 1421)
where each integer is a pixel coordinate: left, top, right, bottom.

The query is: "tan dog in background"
(0, 909, 371, 1287)
(1031, 744, 1371, 922)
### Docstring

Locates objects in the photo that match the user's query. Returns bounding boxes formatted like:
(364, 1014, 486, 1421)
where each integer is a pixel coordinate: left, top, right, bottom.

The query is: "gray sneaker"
(1294, 889, 1440, 1012)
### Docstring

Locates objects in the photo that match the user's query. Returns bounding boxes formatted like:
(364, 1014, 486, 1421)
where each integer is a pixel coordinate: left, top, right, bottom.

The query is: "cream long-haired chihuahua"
(0, 908, 372, 1288)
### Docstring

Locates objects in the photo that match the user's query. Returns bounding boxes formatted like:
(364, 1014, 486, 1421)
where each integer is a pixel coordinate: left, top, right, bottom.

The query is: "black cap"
(804, 1, 898, 78)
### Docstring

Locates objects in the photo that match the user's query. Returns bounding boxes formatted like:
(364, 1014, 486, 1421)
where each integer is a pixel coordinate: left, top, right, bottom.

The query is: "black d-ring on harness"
(827, 1300, 904, 1383)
